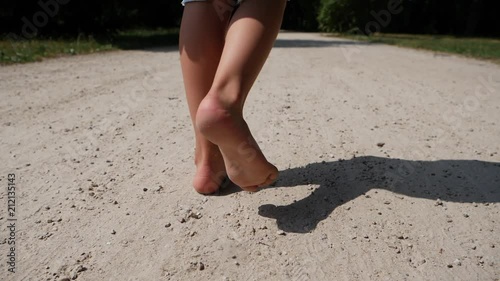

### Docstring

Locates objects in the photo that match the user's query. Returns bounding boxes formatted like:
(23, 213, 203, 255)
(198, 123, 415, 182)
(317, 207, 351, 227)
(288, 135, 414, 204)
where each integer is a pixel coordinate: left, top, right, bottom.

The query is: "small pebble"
(277, 230, 286, 236)
(377, 142, 385, 147)
(70, 265, 86, 280)
(111, 230, 116, 235)
(250, 227, 256, 235)
(165, 223, 171, 228)
(199, 262, 205, 271)
(189, 212, 202, 219)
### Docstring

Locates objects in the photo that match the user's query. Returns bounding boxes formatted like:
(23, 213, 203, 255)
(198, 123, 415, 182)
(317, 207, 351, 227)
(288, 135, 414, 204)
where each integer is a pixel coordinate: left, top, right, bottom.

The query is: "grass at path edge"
(0, 28, 179, 64)
(330, 33, 500, 64)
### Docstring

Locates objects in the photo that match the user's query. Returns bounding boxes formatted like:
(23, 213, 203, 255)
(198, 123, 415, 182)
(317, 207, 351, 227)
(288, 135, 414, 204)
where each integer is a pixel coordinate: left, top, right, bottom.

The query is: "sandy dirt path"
(0, 32, 499, 281)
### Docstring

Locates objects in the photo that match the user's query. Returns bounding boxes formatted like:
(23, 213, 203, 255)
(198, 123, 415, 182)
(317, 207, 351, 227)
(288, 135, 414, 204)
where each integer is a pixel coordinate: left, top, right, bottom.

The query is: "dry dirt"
(0, 32, 499, 281)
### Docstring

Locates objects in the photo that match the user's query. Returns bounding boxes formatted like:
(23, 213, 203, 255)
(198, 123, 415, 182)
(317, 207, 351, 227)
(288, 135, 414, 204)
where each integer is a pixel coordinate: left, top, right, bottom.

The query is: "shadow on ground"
(256, 156, 500, 233)
(101, 34, 370, 53)
(95, 32, 179, 52)
(273, 38, 371, 48)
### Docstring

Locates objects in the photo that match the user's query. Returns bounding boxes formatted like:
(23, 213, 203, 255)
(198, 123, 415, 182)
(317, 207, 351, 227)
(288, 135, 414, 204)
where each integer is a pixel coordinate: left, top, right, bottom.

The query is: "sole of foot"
(196, 95, 278, 192)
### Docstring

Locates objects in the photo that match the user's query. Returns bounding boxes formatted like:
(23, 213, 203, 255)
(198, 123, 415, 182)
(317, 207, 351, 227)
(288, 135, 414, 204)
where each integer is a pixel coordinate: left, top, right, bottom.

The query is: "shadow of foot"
(258, 156, 500, 233)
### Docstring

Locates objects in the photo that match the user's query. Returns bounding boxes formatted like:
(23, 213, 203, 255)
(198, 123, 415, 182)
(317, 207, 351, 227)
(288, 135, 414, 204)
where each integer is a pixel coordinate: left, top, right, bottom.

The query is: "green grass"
(333, 33, 500, 64)
(0, 28, 179, 64)
(4, 30, 499, 65)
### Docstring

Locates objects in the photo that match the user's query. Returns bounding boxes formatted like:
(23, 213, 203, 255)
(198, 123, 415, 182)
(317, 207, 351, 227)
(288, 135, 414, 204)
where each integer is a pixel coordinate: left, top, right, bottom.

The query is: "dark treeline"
(1, 0, 183, 37)
(316, 0, 499, 37)
(1, 0, 498, 38)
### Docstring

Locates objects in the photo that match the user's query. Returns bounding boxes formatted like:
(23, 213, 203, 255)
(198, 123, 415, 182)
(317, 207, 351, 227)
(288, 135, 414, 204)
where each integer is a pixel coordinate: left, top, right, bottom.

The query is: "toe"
(258, 171, 279, 188)
(193, 174, 226, 195)
(193, 180, 220, 195)
(241, 185, 260, 192)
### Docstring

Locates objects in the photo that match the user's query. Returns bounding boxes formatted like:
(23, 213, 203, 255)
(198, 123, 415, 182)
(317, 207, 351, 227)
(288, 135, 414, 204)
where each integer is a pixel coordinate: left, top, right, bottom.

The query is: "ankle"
(196, 95, 239, 137)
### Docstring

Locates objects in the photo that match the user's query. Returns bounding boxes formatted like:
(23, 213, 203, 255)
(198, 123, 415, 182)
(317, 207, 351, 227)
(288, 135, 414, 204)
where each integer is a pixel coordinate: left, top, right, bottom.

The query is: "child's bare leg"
(179, 2, 233, 194)
(196, 0, 287, 191)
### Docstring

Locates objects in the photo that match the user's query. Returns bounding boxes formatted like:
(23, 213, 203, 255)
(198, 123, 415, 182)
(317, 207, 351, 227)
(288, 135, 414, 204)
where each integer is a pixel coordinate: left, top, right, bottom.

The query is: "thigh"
(179, 1, 234, 112)
(179, 1, 233, 65)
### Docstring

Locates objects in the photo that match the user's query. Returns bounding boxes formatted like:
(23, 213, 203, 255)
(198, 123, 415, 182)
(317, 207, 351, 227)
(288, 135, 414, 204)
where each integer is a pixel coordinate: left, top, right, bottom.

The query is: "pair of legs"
(179, 0, 287, 194)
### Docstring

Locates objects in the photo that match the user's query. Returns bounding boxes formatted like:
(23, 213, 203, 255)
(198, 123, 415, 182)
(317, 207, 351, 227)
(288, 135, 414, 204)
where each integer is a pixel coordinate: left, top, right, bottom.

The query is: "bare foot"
(196, 95, 278, 192)
(193, 148, 228, 194)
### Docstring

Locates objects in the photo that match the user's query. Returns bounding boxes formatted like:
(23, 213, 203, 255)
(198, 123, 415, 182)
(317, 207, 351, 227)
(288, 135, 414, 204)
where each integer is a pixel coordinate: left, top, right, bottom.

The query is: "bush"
(317, 0, 358, 33)
(317, 0, 387, 34)
(317, 0, 500, 37)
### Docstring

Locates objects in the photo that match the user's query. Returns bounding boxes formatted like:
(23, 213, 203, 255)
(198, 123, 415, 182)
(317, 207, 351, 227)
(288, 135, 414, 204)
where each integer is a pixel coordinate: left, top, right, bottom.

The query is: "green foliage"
(1, 0, 183, 36)
(317, 0, 500, 36)
(317, 0, 357, 33)
(1, 0, 499, 39)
